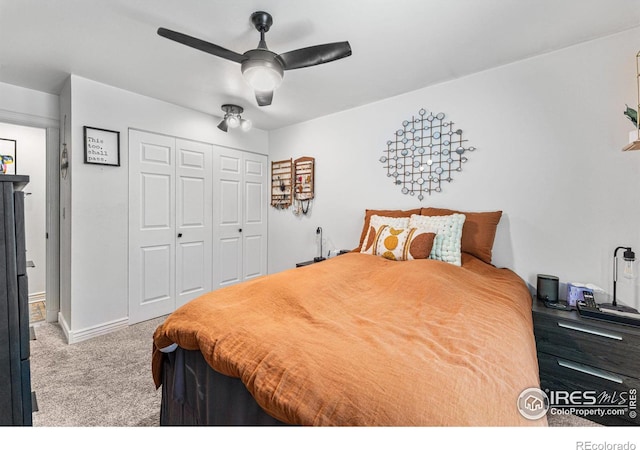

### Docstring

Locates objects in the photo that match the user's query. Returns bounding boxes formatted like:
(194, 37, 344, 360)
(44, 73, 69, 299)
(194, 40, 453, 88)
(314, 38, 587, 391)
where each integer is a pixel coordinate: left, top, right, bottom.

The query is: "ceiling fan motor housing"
(251, 11, 273, 33)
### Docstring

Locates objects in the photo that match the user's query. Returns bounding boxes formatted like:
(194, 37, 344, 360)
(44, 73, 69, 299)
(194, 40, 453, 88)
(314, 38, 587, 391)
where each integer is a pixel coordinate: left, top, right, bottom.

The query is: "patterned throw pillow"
(355, 208, 422, 252)
(360, 215, 411, 254)
(420, 208, 502, 264)
(408, 214, 466, 266)
(372, 226, 436, 261)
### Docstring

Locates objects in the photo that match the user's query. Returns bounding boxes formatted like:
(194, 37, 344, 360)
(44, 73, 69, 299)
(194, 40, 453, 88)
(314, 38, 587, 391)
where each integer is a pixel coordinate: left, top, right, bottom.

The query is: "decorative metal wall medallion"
(380, 108, 476, 199)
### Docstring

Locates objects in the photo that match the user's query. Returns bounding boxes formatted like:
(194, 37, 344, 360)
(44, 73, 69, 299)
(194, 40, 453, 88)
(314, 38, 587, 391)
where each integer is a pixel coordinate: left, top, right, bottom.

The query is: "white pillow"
(360, 215, 410, 255)
(408, 214, 466, 266)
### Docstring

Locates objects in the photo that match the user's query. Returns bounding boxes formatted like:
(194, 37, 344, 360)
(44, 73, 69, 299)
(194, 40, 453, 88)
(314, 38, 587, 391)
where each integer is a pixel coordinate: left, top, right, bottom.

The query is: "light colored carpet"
(30, 317, 166, 427)
(28, 316, 599, 427)
(547, 413, 601, 427)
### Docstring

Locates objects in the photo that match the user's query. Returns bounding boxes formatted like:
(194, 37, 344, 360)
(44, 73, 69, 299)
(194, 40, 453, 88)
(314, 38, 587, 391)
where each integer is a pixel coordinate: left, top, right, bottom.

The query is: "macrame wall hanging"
(380, 108, 476, 199)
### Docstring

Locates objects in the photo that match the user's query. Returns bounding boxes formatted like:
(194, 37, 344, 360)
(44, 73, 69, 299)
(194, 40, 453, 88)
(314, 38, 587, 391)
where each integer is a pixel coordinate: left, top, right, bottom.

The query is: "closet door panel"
(213, 149, 243, 289)
(129, 131, 176, 324)
(141, 245, 172, 303)
(242, 154, 267, 281)
(243, 235, 264, 280)
(219, 237, 242, 285)
(175, 139, 212, 308)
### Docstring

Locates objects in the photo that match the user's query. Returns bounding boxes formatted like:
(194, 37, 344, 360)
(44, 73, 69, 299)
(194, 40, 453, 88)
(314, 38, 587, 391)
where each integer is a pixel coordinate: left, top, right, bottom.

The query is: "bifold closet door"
(129, 131, 175, 324)
(175, 139, 212, 308)
(212, 148, 267, 289)
(129, 130, 212, 324)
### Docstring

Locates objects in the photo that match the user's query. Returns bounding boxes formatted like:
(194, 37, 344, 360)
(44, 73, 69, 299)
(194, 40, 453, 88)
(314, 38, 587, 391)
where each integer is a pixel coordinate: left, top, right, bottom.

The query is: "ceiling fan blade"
(255, 90, 273, 107)
(276, 42, 352, 70)
(157, 27, 246, 64)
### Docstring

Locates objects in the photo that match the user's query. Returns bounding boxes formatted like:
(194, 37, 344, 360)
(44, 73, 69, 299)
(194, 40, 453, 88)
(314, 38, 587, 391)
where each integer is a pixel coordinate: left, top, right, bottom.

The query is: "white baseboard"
(28, 292, 46, 303)
(57, 313, 129, 344)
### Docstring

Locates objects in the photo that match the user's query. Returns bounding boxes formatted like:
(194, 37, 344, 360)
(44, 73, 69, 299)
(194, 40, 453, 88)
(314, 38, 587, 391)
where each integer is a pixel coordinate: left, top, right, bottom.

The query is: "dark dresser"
(0, 174, 32, 426)
(532, 298, 640, 426)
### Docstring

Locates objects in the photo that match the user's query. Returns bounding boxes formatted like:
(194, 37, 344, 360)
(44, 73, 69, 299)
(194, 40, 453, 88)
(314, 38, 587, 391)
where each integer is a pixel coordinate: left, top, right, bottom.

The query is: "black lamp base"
(598, 302, 640, 314)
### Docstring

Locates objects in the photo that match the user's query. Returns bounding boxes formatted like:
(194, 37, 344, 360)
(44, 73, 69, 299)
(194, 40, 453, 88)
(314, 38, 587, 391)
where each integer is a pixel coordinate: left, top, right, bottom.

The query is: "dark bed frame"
(160, 346, 287, 426)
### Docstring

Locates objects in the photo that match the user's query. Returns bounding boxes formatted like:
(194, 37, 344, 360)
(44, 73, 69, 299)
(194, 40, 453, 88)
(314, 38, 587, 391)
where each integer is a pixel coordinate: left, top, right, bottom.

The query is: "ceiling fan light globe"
(226, 115, 240, 128)
(240, 118, 252, 131)
(241, 57, 284, 92)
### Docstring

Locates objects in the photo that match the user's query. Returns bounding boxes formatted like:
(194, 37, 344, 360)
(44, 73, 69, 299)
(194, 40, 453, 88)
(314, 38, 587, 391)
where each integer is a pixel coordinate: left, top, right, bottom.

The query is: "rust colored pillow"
(356, 208, 422, 252)
(420, 208, 502, 264)
(408, 230, 437, 259)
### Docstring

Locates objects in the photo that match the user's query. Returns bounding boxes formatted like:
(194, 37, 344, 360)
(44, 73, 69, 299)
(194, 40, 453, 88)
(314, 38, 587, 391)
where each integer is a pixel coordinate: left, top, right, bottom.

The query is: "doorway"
(0, 117, 60, 325)
(0, 123, 46, 322)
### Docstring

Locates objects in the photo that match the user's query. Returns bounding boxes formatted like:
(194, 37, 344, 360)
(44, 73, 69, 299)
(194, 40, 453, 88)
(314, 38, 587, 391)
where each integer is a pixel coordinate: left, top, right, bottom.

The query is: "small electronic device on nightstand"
(543, 299, 572, 311)
(579, 290, 597, 308)
(577, 289, 640, 327)
(537, 274, 573, 310)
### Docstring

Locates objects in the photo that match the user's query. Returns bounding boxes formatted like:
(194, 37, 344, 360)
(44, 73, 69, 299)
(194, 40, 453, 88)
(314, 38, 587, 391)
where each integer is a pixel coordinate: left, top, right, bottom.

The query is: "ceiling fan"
(157, 11, 352, 107)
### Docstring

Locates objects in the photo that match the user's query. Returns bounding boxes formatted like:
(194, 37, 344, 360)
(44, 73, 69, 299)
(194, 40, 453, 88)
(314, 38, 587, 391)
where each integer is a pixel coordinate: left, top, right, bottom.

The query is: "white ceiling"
(1, 0, 639, 130)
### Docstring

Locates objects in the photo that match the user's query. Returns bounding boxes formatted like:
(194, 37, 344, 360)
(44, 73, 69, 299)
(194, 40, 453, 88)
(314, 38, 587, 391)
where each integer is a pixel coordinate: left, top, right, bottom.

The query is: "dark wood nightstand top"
(532, 297, 640, 335)
(295, 257, 329, 268)
(295, 260, 315, 268)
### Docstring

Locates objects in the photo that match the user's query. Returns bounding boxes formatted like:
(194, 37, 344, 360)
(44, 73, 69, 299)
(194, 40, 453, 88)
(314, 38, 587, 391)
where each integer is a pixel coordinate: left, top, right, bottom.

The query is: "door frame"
(0, 110, 60, 323)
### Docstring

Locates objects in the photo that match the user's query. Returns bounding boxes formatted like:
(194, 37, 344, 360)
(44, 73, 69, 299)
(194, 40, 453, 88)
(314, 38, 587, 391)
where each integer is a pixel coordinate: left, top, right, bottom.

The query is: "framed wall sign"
(0, 138, 17, 174)
(84, 126, 120, 166)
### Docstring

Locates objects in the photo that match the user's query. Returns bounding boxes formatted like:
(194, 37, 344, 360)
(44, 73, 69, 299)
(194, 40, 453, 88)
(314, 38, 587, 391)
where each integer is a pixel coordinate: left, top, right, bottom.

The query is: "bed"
(151, 208, 547, 426)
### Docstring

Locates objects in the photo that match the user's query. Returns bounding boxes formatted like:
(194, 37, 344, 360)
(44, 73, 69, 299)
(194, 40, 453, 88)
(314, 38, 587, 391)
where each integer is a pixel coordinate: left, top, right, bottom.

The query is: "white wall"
(0, 81, 59, 122)
(268, 27, 640, 311)
(62, 75, 268, 341)
(0, 123, 46, 296)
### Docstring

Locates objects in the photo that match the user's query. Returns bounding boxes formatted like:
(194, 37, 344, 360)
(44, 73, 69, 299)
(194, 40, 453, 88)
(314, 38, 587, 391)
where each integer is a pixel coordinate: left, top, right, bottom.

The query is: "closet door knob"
(238, 228, 243, 233)
(177, 233, 183, 238)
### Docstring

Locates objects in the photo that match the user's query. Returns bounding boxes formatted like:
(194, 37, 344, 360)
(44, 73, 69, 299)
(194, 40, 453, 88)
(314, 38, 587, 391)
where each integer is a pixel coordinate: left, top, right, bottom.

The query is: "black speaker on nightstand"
(537, 274, 559, 303)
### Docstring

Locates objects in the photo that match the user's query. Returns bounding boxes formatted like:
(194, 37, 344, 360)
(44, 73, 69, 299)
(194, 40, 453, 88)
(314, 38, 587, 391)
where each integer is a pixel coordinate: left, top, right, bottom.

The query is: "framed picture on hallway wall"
(83, 126, 120, 166)
(0, 138, 17, 175)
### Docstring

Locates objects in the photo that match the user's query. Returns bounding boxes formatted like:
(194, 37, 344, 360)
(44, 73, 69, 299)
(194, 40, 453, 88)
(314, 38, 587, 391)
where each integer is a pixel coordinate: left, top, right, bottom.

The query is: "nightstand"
(532, 298, 640, 426)
(295, 260, 315, 267)
(296, 251, 350, 267)
(295, 258, 326, 268)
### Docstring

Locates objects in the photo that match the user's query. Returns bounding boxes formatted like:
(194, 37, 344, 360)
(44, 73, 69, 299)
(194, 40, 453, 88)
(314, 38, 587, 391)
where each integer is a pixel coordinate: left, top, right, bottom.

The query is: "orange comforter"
(152, 252, 546, 426)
